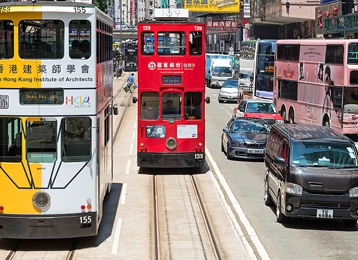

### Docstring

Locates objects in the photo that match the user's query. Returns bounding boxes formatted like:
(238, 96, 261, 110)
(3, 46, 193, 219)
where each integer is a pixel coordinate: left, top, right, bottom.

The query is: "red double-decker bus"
(134, 9, 209, 168)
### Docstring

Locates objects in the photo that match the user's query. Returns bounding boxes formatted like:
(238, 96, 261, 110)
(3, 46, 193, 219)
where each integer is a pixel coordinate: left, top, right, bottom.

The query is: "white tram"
(0, 0, 116, 238)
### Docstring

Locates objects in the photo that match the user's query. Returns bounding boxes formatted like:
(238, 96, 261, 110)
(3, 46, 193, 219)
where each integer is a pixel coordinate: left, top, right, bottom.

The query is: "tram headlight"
(166, 137, 177, 150)
(33, 192, 51, 210)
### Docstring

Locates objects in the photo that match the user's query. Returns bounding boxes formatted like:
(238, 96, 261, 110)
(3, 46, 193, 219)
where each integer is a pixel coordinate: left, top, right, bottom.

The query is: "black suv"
(264, 124, 358, 226)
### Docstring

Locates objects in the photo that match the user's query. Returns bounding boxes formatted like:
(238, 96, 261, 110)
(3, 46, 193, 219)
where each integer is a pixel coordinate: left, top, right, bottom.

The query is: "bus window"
(184, 92, 202, 120)
(26, 118, 57, 163)
(326, 45, 344, 64)
(141, 31, 154, 55)
(19, 20, 64, 59)
(276, 44, 300, 61)
(348, 43, 358, 64)
(157, 31, 186, 56)
(162, 93, 181, 120)
(189, 31, 202, 55)
(0, 118, 22, 163)
(140, 92, 159, 120)
(0, 20, 14, 59)
(61, 117, 91, 162)
(69, 20, 91, 59)
(278, 79, 298, 101)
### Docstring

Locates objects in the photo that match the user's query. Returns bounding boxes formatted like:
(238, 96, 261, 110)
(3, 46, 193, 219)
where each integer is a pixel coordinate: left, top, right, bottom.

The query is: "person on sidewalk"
(127, 73, 135, 93)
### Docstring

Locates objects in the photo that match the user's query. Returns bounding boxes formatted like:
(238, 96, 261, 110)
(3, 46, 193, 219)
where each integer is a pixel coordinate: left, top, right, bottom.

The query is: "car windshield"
(213, 67, 232, 77)
(246, 102, 278, 113)
(223, 80, 238, 88)
(231, 120, 270, 134)
(291, 141, 358, 168)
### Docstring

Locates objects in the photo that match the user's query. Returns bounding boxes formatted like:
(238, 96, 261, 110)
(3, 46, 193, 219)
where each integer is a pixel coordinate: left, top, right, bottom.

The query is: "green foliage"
(93, 0, 108, 13)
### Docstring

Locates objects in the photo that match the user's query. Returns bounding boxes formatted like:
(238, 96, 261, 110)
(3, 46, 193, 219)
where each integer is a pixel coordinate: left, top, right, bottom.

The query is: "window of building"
(19, 20, 64, 59)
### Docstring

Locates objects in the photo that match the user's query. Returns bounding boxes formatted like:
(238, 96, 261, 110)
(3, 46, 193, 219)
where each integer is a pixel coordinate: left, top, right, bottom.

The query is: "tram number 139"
(80, 216, 92, 224)
(195, 153, 204, 160)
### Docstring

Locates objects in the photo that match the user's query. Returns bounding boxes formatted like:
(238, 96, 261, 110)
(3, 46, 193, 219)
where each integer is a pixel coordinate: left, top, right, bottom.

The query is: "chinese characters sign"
(185, 0, 240, 13)
(206, 20, 238, 31)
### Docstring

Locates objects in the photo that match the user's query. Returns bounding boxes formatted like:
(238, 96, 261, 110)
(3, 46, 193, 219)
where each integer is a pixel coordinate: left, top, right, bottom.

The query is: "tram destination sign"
(162, 75, 181, 85)
(20, 89, 64, 105)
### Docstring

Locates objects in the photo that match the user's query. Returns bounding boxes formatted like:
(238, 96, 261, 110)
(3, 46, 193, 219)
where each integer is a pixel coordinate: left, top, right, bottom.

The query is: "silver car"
(218, 78, 238, 103)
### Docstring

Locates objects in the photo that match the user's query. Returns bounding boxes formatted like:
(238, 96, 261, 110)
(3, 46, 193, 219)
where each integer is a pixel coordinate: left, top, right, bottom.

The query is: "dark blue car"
(221, 117, 270, 159)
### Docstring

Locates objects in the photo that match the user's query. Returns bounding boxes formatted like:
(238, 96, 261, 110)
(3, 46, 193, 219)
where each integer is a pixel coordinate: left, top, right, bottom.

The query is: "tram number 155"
(80, 216, 92, 224)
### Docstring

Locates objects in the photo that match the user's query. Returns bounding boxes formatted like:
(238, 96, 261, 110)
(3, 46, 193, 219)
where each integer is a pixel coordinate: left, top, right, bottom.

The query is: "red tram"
(134, 9, 209, 168)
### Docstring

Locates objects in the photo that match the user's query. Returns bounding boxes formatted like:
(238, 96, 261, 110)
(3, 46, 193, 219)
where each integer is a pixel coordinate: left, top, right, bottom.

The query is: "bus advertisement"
(274, 39, 358, 135)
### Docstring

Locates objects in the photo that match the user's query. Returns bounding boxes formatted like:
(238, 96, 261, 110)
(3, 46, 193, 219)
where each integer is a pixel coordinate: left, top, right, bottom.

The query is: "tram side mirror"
(84, 131, 91, 142)
(205, 97, 210, 104)
(113, 104, 118, 115)
(132, 97, 138, 103)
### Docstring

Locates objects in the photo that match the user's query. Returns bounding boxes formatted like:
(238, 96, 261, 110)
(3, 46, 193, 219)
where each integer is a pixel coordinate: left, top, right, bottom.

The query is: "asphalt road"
(205, 86, 358, 260)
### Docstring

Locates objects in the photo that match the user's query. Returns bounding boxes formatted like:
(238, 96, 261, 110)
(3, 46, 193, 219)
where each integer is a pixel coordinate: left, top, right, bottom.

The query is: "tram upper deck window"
(157, 31, 186, 56)
(184, 92, 202, 120)
(0, 118, 22, 163)
(26, 118, 57, 163)
(140, 92, 159, 120)
(61, 117, 91, 162)
(162, 93, 181, 120)
(19, 20, 64, 59)
(189, 31, 202, 55)
(69, 20, 91, 59)
(0, 20, 14, 59)
(141, 32, 154, 55)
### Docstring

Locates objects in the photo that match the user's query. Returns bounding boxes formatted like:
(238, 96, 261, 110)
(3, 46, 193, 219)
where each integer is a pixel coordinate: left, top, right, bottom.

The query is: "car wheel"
(323, 115, 330, 127)
(288, 109, 294, 124)
(343, 219, 357, 226)
(226, 142, 232, 160)
(264, 178, 274, 206)
(281, 108, 287, 123)
(218, 99, 223, 103)
(276, 191, 288, 223)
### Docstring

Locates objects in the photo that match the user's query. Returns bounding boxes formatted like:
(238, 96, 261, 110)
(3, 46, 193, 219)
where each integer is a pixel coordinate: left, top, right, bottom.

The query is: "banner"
(206, 20, 238, 31)
(184, 0, 240, 13)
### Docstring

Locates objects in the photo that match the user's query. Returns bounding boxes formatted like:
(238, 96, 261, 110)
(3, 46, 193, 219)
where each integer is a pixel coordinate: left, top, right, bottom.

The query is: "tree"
(93, 0, 108, 13)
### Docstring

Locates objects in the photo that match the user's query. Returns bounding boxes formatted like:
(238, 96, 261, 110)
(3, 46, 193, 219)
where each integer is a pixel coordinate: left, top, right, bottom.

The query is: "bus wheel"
(323, 115, 330, 127)
(281, 107, 287, 122)
(288, 109, 294, 124)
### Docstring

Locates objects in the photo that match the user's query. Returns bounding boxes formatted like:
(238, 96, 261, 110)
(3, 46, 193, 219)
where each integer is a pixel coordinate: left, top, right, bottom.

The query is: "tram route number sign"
(0, 95, 9, 109)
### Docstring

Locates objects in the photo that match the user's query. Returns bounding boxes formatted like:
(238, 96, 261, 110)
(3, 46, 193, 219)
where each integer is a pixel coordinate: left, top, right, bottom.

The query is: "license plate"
(317, 209, 333, 219)
(247, 149, 264, 154)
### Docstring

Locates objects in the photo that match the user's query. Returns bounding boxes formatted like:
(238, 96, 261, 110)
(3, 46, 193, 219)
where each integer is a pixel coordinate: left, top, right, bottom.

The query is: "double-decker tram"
(135, 9, 209, 168)
(0, 0, 116, 238)
(124, 40, 138, 71)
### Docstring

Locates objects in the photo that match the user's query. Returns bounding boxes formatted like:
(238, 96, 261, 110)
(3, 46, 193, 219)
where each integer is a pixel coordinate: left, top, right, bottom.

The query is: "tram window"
(61, 117, 91, 162)
(189, 31, 202, 56)
(69, 20, 91, 59)
(26, 118, 57, 163)
(326, 45, 344, 64)
(157, 31, 186, 56)
(184, 92, 202, 120)
(19, 20, 64, 59)
(0, 118, 22, 163)
(162, 93, 181, 120)
(0, 20, 14, 59)
(140, 92, 159, 120)
(141, 32, 154, 55)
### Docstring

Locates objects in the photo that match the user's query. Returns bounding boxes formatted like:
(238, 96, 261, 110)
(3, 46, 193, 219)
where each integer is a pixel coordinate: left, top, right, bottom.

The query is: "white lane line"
(129, 143, 134, 155)
(120, 183, 127, 205)
(219, 105, 234, 117)
(111, 218, 123, 255)
(133, 121, 137, 129)
(206, 146, 271, 260)
(125, 160, 131, 175)
(132, 131, 135, 140)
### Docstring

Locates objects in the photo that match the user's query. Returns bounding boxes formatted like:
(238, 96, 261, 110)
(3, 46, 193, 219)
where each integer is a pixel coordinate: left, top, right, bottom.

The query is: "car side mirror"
(274, 156, 286, 167)
(205, 97, 210, 104)
(113, 104, 118, 115)
(132, 97, 138, 103)
(223, 127, 230, 133)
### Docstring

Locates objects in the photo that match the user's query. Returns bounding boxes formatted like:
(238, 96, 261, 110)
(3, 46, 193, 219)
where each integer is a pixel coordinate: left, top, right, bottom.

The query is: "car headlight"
(349, 187, 358, 197)
(285, 182, 303, 195)
(276, 120, 284, 124)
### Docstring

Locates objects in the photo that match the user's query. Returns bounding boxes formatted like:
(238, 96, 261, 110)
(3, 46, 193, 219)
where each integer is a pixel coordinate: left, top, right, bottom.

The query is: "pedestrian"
(117, 64, 123, 78)
(127, 73, 135, 93)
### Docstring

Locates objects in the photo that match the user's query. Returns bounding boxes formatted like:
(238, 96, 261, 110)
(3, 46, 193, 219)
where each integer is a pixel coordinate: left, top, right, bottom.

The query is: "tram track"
(4, 240, 22, 260)
(153, 171, 222, 260)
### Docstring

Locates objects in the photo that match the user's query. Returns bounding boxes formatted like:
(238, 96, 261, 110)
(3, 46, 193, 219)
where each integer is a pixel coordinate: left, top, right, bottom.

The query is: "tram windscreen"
(162, 93, 181, 120)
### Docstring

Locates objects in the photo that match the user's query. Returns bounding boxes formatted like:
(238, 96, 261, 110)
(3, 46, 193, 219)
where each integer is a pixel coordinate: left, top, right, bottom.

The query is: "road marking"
(206, 146, 271, 260)
(125, 160, 131, 175)
(132, 131, 135, 140)
(111, 218, 123, 255)
(120, 183, 127, 205)
(129, 143, 134, 154)
(133, 121, 137, 129)
(219, 105, 233, 117)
